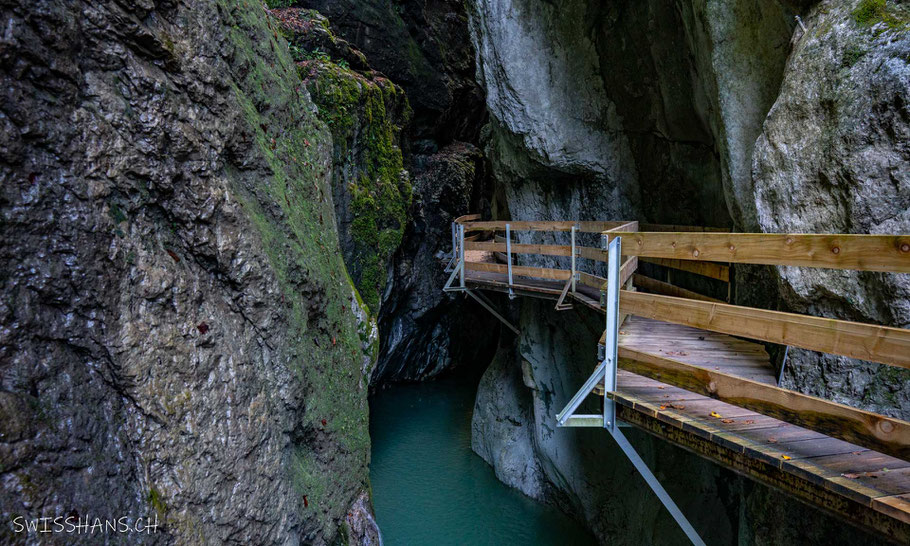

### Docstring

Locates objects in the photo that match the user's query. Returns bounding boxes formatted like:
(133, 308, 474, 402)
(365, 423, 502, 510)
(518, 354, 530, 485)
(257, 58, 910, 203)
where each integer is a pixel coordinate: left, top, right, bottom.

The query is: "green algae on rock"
(274, 8, 413, 313)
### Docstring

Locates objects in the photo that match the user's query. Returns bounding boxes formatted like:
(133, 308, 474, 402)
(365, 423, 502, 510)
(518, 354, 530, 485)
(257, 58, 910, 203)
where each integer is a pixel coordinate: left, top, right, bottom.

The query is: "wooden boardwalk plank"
(460, 268, 910, 538)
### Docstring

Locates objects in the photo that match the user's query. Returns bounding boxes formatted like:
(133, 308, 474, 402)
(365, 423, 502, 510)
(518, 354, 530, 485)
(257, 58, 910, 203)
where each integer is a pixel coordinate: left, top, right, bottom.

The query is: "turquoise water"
(369, 375, 597, 546)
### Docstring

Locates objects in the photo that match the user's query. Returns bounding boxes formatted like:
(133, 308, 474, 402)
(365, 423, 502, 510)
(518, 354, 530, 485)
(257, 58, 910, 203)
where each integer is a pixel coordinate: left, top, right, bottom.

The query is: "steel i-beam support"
(603, 236, 620, 429)
(607, 426, 707, 546)
(464, 289, 519, 335)
(555, 233, 705, 546)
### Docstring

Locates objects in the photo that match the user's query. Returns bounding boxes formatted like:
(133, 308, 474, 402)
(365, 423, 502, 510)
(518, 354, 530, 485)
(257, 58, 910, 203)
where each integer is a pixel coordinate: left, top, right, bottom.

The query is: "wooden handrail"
(605, 232, 910, 273)
(453, 213, 481, 224)
(620, 291, 910, 369)
(638, 223, 730, 233)
(464, 260, 572, 281)
(466, 241, 574, 257)
(461, 220, 630, 233)
(631, 274, 723, 304)
(617, 347, 910, 461)
(638, 257, 730, 283)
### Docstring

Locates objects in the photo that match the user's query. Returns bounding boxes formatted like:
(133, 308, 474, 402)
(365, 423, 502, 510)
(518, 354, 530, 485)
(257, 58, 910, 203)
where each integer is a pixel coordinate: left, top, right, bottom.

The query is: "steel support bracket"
(464, 288, 519, 335)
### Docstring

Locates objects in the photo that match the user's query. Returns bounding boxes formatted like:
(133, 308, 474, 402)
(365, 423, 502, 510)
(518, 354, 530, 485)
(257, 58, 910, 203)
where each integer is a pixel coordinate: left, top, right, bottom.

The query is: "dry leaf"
(768, 437, 778, 443)
(842, 473, 859, 479)
(657, 386, 666, 390)
(782, 455, 792, 460)
(721, 419, 735, 424)
(710, 411, 723, 419)
(659, 405, 667, 410)
(743, 420, 755, 425)
(671, 404, 686, 410)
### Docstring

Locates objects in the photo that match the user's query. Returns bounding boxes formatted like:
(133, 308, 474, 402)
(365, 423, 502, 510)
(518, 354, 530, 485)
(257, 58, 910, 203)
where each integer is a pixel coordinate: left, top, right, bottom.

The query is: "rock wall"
(276, 7, 413, 314)
(750, 0, 910, 418)
(376, 143, 499, 381)
(284, 0, 499, 383)
(0, 1, 377, 543)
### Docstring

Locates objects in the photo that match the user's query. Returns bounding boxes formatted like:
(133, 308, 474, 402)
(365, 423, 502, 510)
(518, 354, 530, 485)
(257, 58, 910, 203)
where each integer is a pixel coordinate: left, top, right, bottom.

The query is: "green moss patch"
(852, 0, 910, 32)
(302, 59, 412, 312)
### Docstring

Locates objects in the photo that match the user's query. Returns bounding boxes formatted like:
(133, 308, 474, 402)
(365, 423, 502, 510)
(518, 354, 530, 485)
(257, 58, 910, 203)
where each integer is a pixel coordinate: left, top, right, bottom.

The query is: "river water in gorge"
(369, 374, 597, 545)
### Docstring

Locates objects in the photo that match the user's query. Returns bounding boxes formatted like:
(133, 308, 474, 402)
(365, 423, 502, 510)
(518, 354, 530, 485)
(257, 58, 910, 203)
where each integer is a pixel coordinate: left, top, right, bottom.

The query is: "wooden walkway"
(463, 268, 910, 542)
(445, 217, 910, 543)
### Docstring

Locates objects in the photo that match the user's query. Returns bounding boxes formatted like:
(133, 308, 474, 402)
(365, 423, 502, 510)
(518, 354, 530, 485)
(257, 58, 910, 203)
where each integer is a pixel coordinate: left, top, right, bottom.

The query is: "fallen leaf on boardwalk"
(743, 420, 755, 425)
(710, 411, 723, 419)
(768, 437, 778, 443)
(721, 419, 735, 424)
(697, 336, 705, 341)
(657, 386, 665, 389)
(782, 455, 792, 460)
(842, 473, 859, 479)
(659, 405, 667, 410)
(619, 331, 627, 335)
(671, 404, 686, 410)
(666, 351, 689, 357)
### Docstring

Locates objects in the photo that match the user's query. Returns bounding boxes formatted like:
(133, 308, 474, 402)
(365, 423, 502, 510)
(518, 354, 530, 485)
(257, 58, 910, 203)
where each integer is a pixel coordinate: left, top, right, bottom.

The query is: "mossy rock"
(301, 58, 412, 312)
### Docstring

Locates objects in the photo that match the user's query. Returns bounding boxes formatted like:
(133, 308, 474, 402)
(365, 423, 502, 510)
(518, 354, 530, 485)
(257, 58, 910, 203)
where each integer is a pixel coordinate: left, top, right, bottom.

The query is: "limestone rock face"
(750, 0, 910, 418)
(0, 1, 375, 543)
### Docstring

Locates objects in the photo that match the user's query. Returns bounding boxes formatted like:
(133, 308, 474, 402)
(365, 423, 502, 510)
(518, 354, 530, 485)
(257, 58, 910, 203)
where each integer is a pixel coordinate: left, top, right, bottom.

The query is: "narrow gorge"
(1, 0, 908, 545)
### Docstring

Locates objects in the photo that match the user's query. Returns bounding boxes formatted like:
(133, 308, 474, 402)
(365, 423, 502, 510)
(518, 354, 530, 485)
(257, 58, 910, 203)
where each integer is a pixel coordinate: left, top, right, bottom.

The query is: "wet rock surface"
(375, 142, 499, 382)
(0, 1, 375, 543)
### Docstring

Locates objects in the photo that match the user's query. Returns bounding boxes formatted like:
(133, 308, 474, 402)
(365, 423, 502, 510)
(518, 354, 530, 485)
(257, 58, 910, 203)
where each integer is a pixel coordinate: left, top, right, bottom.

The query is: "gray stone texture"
(0, 1, 376, 543)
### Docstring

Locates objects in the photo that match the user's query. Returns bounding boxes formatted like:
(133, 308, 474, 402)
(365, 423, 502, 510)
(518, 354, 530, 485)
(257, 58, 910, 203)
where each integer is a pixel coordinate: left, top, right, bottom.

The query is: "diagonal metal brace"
(464, 289, 519, 335)
(555, 362, 606, 425)
(608, 426, 707, 546)
(554, 277, 574, 311)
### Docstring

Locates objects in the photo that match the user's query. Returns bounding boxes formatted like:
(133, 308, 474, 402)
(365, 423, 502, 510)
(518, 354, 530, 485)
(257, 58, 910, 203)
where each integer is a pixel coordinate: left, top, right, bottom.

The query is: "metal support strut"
(571, 225, 577, 293)
(555, 235, 706, 546)
(506, 223, 514, 298)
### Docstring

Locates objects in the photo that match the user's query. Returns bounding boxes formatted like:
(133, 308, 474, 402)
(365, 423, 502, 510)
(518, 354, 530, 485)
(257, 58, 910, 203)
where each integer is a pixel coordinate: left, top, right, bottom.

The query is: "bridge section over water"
(442, 215, 910, 544)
